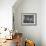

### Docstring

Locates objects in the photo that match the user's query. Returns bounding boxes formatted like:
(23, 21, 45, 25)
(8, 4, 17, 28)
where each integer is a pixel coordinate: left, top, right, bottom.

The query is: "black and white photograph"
(23, 15, 34, 23)
(21, 13, 37, 26)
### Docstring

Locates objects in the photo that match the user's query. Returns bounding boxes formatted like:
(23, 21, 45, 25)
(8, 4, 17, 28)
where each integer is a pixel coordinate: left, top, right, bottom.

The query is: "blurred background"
(0, 0, 46, 46)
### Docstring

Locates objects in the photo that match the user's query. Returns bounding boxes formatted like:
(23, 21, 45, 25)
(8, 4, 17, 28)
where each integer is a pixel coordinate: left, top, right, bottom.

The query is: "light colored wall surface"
(13, 0, 46, 46)
(41, 0, 46, 46)
(0, 0, 16, 29)
(13, 0, 41, 46)
(0, 0, 46, 46)
(0, 0, 17, 39)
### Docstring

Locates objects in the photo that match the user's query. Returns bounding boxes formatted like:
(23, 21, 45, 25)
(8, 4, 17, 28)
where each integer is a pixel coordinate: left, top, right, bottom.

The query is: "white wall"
(0, 0, 16, 29)
(0, 0, 46, 46)
(13, 0, 41, 46)
(13, 0, 46, 46)
(41, 0, 46, 46)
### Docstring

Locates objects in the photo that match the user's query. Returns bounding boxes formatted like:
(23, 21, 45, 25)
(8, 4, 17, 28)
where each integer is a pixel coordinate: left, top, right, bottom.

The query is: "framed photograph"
(21, 13, 37, 26)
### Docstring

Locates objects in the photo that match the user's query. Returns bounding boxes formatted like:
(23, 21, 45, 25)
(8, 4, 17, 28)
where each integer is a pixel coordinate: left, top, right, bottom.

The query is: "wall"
(0, 0, 16, 30)
(41, 0, 46, 46)
(0, 0, 46, 46)
(13, 0, 41, 46)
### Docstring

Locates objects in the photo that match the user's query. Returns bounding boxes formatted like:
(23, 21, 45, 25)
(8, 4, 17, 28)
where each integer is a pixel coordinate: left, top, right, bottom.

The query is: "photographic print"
(21, 13, 37, 26)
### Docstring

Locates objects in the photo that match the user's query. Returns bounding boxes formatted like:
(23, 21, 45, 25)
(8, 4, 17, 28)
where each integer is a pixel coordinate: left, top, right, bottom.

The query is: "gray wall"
(13, 0, 46, 46)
